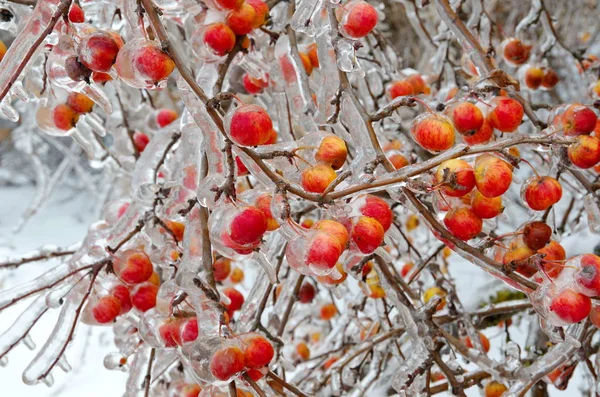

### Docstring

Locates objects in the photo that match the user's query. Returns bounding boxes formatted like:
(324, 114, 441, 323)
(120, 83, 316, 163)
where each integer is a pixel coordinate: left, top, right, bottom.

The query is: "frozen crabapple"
(114, 249, 154, 284)
(522, 176, 562, 211)
(443, 207, 482, 241)
(522, 221, 552, 250)
(301, 164, 337, 193)
(229, 267, 244, 283)
(463, 119, 494, 145)
(247, 0, 269, 28)
(502, 38, 531, 65)
(156, 109, 178, 128)
(338, 0, 378, 39)
(388, 153, 409, 169)
(133, 131, 150, 152)
(226, 206, 268, 247)
(209, 0, 243, 10)
(305, 232, 344, 271)
(355, 195, 393, 231)
(225, 3, 256, 35)
(298, 282, 316, 303)
(542, 68, 559, 89)
(315, 135, 348, 170)
(235, 156, 248, 176)
(474, 154, 513, 198)
(523, 65, 544, 89)
(133, 44, 175, 86)
(549, 288, 591, 324)
(255, 193, 279, 231)
(68, 3, 85, 23)
(351, 216, 385, 253)
(320, 303, 337, 320)
(574, 254, 600, 296)
(131, 283, 158, 312)
(78, 31, 120, 72)
(242, 73, 266, 94)
(561, 104, 598, 135)
(406, 74, 428, 94)
(464, 332, 490, 352)
(488, 97, 524, 132)
(423, 287, 447, 310)
(410, 113, 455, 152)
(296, 342, 310, 360)
(210, 345, 245, 381)
(111, 284, 132, 314)
(470, 191, 504, 219)
(199, 23, 236, 57)
(66, 92, 94, 114)
(242, 333, 274, 368)
(307, 43, 319, 68)
(388, 80, 413, 98)
(435, 159, 476, 197)
(503, 238, 536, 277)
(92, 296, 121, 324)
(223, 287, 244, 316)
(484, 381, 508, 397)
(451, 102, 484, 134)
(568, 135, 600, 168)
(52, 104, 79, 131)
(213, 257, 232, 282)
(228, 104, 273, 146)
(313, 219, 349, 247)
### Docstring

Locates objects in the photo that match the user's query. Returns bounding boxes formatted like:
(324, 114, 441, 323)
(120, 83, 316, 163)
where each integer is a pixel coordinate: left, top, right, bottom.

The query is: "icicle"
(125, 344, 153, 397)
(0, 295, 47, 358)
(290, 0, 323, 37)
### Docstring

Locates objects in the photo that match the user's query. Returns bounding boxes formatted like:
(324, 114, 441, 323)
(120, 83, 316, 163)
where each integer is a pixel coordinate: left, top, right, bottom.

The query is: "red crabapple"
(562, 104, 598, 135)
(225, 3, 256, 35)
(52, 104, 79, 131)
(66, 92, 94, 114)
(591, 306, 600, 328)
(542, 69, 559, 89)
(462, 118, 494, 145)
(470, 191, 504, 219)
(78, 31, 120, 72)
(406, 74, 428, 94)
(228, 104, 273, 146)
(502, 38, 531, 65)
(242, 73, 265, 94)
(235, 156, 249, 176)
(301, 164, 337, 193)
(451, 102, 484, 134)
(223, 287, 244, 315)
(313, 219, 349, 247)
(568, 135, 600, 168)
(410, 113, 455, 152)
(255, 193, 279, 231)
(92, 295, 121, 324)
(212, 0, 244, 10)
(522, 176, 562, 211)
(320, 303, 337, 320)
(92, 71, 112, 84)
(114, 249, 154, 284)
(176, 383, 201, 397)
(474, 154, 513, 198)
(524, 66, 544, 89)
(68, 4, 85, 23)
(242, 334, 274, 368)
(539, 240, 566, 278)
(156, 109, 178, 128)
(263, 128, 277, 145)
(388, 80, 413, 99)
(357, 195, 393, 231)
(306, 232, 344, 271)
(464, 332, 490, 352)
(134, 44, 175, 85)
(549, 288, 591, 324)
(503, 239, 536, 277)
(179, 317, 199, 344)
(315, 136, 348, 170)
(522, 221, 552, 250)
(351, 216, 385, 253)
(435, 159, 475, 197)
(210, 345, 245, 380)
(131, 283, 159, 312)
(213, 257, 232, 282)
(159, 319, 182, 347)
(401, 262, 414, 277)
(488, 97, 524, 132)
(228, 206, 268, 246)
(298, 282, 316, 303)
(338, 0, 378, 39)
(307, 43, 319, 68)
(133, 131, 150, 153)
(246, 0, 269, 28)
(443, 207, 482, 241)
(111, 284, 132, 314)
(203, 23, 236, 57)
(575, 254, 600, 296)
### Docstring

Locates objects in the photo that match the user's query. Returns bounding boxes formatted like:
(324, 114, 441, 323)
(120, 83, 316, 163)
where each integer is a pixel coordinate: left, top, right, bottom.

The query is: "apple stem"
(520, 158, 542, 180)
(411, 96, 434, 113)
(437, 191, 453, 211)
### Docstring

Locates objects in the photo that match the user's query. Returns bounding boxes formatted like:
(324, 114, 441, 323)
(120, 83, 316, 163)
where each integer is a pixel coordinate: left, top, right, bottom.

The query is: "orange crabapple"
(338, 0, 378, 39)
(443, 207, 482, 241)
(388, 80, 414, 99)
(590, 306, 600, 328)
(388, 153, 409, 169)
(229, 267, 244, 283)
(522, 176, 562, 211)
(316, 262, 347, 285)
(242, 333, 274, 368)
(323, 356, 339, 370)
(538, 240, 566, 264)
(464, 332, 490, 352)
(451, 102, 484, 134)
(405, 214, 419, 231)
(66, 92, 94, 114)
(484, 381, 508, 397)
(255, 193, 279, 231)
(163, 220, 185, 242)
(488, 97, 524, 132)
(68, 4, 85, 23)
(156, 109, 178, 128)
(522, 221, 552, 250)
(176, 384, 201, 397)
(210, 345, 246, 381)
(114, 249, 154, 285)
(246, 0, 269, 28)
(574, 254, 600, 296)
(131, 282, 159, 312)
(435, 159, 476, 197)
(298, 282, 316, 303)
(410, 113, 455, 152)
(203, 23, 237, 57)
(568, 135, 600, 168)
(92, 71, 112, 84)
(470, 191, 504, 219)
(307, 43, 319, 68)
(423, 286, 447, 311)
(350, 216, 385, 254)
(52, 104, 79, 131)
(502, 38, 531, 65)
(111, 284, 132, 314)
(462, 118, 494, 145)
(227, 206, 268, 246)
(78, 31, 120, 72)
(314, 135, 348, 170)
(92, 295, 122, 324)
(225, 3, 256, 35)
(133, 131, 150, 152)
(213, 256, 232, 282)
(296, 342, 310, 360)
(406, 74, 428, 94)
(474, 154, 513, 198)
(400, 262, 414, 277)
(561, 104, 598, 136)
(223, 287, 244, 316)
(503, 238, 536, 277)
(301, 164, 337, 193)
(228, 104, 273, 147)
(320, 303, 338, 320)
(549, 288, 592, 324)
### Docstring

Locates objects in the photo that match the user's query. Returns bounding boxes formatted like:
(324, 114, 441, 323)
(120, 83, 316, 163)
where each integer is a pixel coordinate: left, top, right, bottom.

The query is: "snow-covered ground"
(0, 184, 591, 396)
